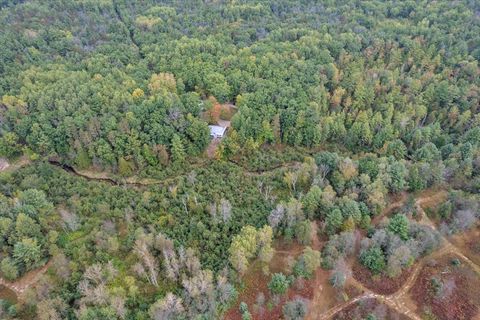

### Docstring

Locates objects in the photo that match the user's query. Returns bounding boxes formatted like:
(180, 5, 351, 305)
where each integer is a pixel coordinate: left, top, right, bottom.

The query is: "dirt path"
(319, 243, 458, 320)
(6, 159, 479, 318)
(47, 158, 302, 187)
(416, 194, 480, 276)
(305, 221, 334, 320)
(318, 190, 480, 320)
(0, 261, 51, 296)
(0, 157, 30, 173)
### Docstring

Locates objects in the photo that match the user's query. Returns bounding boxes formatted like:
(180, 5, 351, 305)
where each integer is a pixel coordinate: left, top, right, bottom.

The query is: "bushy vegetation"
(0, 0, 478, 318)
(0, 189, 57, 279)
(359, 217, 441, 277)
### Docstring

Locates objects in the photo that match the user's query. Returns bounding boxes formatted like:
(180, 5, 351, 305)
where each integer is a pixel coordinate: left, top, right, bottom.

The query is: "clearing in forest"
(409, 253, 480, 320)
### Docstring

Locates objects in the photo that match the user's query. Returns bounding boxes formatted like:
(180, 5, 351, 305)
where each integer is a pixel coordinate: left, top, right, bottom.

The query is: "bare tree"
(254, 292, 266, 315)
(268, 203, 285, 229)
(330, 258, 351, 289)
(36, 298, 67, 320)
(59, 208, 79, 231)
(149, 293, 185, 320)
(76, 262, 125, 319)
(208, 202, 218, 221)
(257, 180, 275, 202)
(178, 246, 201, 278)
(451, 209, 476, 231)
(134, 238, 158, 286)
(182, 270, 216, 318)
(220, 198, 232, 223)
(111, 296, 127, 319)
(387, 245, 413, 277)
(282, 296, 309, 320)
(52, 252, 71, 280)
(216, 275, 237, 306)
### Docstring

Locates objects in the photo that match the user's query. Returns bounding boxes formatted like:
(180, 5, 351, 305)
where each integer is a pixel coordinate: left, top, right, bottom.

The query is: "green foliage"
(13, 238, 42, 269)
(118, 157, 134, 176)
(387, 160, 407, 193)
(75, 148, 92, 170)
(302, 186, 322, 219)
(388, 214, 410, 241)
(239, 302, 251, 320)
(0, 0, 478, 318)
(268, 273, 290, 296)
(360, 246, 386, 275)
(386, 139, 407, 160)
(325, 208, 343, 235)
(0, 189, 55, 279)
(293, 247, 320, 279)
(170, 134, 186, 164)
(0, 132, 22, 159)
(0, 257, 19, 280)
(294, 220, 312, 245)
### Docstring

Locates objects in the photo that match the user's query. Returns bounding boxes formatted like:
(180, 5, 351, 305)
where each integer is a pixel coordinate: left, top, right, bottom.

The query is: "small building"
(208, 125, 227, 138)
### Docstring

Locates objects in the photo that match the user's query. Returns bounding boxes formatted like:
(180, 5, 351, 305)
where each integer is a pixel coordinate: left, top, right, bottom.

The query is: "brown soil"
(304, 267, 357, 320)
(0, 285, 17, 303)
(0, 156, 30, 173)
(449, 226, 480, 267)
(416, 188, 448, 209)
(333, 298, 410, 320)
(206, 138, 222, 158)
(372, 188, 448, 227)
(0, 261, 51, 298)
(371, 192, 408, 225)
(223, 241, 309, 320)
(352, 262, 413, 295)
(409, 253, 480, 320)
(225, 223, 328, 320)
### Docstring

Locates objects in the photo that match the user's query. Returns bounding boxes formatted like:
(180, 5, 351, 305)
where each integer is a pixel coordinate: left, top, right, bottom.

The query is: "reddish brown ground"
(352, 261, 413, 295)
(409, 254, 480, 320)
(0, 260, 51, 302)
(224, 223, 342, 320)
(206, 137, 222, 158)
(372, 188, 448, 226)
(449, 226, 480, 267)
(0, 285, 17, 303)
(224, 240, 309, 320)
(333, 298, 410, 320)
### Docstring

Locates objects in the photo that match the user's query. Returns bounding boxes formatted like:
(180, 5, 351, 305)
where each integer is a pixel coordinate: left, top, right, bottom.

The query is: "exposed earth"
(225, 189, 480, 320)
(1, 159, 479, 320)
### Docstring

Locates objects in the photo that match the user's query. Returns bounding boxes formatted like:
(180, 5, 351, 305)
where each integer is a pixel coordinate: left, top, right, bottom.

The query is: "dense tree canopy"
(0, 0, 479, 319)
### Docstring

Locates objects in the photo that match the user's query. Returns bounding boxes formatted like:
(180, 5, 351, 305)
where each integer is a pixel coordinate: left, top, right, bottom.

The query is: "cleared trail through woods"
(4, 161, 480, 316)
(45, 159, 301, 187)
(0, 262, 51, 296)
(316, 190, 480, 320)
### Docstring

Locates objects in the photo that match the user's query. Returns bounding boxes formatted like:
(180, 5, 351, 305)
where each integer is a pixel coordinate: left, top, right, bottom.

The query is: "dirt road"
(315, 190, 480, 320)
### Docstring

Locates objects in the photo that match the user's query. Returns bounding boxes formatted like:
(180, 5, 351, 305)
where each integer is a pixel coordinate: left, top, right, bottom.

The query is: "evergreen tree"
(171, 135, 186, 163)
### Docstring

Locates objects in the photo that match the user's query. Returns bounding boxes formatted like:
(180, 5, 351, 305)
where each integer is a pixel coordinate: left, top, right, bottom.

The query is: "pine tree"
(171, 135, 186, 163)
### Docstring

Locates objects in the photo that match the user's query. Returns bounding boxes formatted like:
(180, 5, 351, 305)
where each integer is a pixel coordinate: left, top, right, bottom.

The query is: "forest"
(0, 0, 479, 319)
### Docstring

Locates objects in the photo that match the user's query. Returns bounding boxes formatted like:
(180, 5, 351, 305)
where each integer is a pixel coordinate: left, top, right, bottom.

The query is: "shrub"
(360, 246, 385, 275)
(282, 297, 308, 320)
(268, 273, 290, 296)
(388, 214, 409, 240)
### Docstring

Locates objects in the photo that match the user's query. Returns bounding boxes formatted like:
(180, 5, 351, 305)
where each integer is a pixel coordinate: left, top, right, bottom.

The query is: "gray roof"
(208, 125, 227, 136)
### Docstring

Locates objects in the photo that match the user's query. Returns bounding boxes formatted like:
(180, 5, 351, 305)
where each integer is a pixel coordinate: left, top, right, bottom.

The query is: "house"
(208, 125, 227, 138)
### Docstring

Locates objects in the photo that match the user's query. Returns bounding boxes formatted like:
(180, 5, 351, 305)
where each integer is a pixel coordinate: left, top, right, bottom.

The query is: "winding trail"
(316, 190, 480, 320)
(4, 160, 479, 317)
(47, 158, 300, 187)
(112, 0, 145, 60)
(0, 261, 51, 296)
(0, 157, 30, 174)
